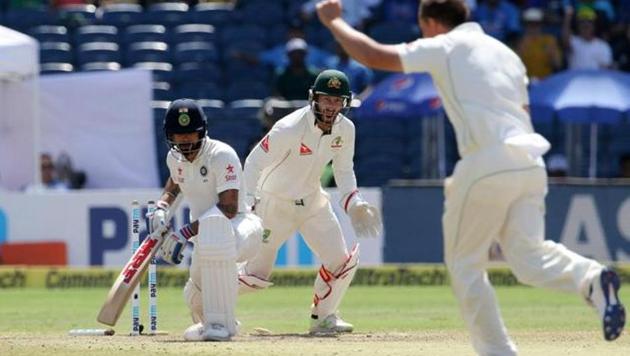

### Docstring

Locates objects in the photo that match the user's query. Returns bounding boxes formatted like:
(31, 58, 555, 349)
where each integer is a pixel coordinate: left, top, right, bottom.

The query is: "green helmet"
(310, 69, 352, 101)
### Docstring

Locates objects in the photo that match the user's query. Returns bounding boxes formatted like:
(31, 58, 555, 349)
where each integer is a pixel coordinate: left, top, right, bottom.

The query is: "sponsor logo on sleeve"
(260, 135, 270, 153)
(299, 143, 312, 155)
(225, 164, 237, 182)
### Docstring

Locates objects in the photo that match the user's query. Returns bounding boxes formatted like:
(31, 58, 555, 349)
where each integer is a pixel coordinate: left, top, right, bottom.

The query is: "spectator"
(326, 43, 373, 94)
(547, 153, 569, 178)
(565, 0, 615, 26)
(517, 7, 563, 80)
(620, 154, 630, 178)
(272, 38, 319, 101)
(56, 152, 86, 189)
(562, 6, 612, 69)
(473, 0, 522, 43)
(24, 153, 70, 193)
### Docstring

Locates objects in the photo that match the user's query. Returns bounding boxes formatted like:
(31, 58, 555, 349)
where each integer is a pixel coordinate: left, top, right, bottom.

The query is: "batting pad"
(196, 213, 238, 336)
(312, 244, 360, 318)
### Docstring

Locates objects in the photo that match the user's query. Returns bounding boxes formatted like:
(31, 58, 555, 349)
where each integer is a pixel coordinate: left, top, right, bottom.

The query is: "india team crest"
(200, 166, 207, 176)
(327, 77, 342, 89)
(178, 113, 190, 126)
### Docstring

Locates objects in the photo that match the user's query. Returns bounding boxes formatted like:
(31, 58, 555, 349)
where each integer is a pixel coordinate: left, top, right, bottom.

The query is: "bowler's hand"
(316, 0, 343, 27)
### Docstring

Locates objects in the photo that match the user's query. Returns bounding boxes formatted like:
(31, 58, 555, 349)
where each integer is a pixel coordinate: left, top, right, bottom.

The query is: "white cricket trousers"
(443, 144, 602, 356)
(245, 189, 349, 279)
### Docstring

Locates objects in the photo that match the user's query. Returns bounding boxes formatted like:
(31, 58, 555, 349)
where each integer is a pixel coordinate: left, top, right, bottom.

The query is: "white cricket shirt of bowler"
(397, 22, 534, 157)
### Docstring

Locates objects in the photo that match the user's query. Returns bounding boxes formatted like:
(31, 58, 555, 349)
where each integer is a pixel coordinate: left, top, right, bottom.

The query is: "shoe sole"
(601, 269, 626, 341)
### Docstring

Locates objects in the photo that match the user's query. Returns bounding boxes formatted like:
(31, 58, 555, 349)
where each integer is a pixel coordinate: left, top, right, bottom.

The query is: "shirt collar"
(452, 22, 485, 34)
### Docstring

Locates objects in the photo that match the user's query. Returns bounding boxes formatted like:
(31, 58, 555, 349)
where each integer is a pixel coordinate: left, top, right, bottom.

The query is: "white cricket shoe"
(183, 322, 231, 341)
(309, 314, 354, 335)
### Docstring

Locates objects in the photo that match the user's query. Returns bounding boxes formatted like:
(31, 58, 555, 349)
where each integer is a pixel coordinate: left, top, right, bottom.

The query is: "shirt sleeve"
(397, 37, 446, 74)
(243, 123, 292, 196)
(332, 120, 358, 210)
(212, 148, 243, 194)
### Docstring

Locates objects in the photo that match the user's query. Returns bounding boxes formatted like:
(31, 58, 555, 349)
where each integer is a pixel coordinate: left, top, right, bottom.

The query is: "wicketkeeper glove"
(345, 192, 382, 238)
(159, 224, 195, 265)
(147, 200, 169, 236)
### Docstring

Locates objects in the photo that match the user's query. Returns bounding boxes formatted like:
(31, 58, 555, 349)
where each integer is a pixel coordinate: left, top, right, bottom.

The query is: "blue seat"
(144, 2, 191, 27)
(177, 82, 222, 100)
(125, 41, 170, 65)
(211, 119, 262, 143)
(267, 24, 288, 46)
(76, 42, 121, 65)
(356, 156, 405, 186)
(81, 61, 121, 71)
(368, 21, 419, 44)
(153, 81, 175, 101)
(192, 2, 235, 26)
(220, 24, 267, 45)
(226, 99, 264, 120)
(222, 39, 265, 63)
(173, 62, 221, 84)
(133, 61, 173, 81)
(123, 25, 168, 44)
(29, 26, 70, 43)
(225, 81, 271, 101)
(239, 2, 284, 27)
(224, 61, 271, 82)
(3, 8, 54, 31)
(40, 62, 74, 75)
(305, 23, 334, 47)
(57, 4, 97, 25)
(40, 42, 73, 64)
(74, 25, 119, 45)
(173, 41, 218, 64)
(100, 3, 143, 27)
(198, 99, 226, 121)
(355, 137, 406, 160)
(171, 24, 216, 44)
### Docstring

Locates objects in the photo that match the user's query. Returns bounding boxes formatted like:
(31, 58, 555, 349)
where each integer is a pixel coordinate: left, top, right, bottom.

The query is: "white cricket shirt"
(167, 137, 245, 221)
(397, 22, 536, 157)
(244, 106, 357, 202)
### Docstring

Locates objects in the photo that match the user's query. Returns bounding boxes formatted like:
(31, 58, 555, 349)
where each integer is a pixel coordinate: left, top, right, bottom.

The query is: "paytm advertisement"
(0, 188, 383, 267)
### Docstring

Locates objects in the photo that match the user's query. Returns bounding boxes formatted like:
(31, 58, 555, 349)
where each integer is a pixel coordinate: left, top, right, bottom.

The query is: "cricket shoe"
(309, 314, 354, 335)
(183, 322, 231, 341)
(587, 268, 625, 341)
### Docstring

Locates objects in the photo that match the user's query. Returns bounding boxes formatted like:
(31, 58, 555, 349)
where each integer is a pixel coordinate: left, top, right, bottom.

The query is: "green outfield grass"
(0, 285, 629, 355)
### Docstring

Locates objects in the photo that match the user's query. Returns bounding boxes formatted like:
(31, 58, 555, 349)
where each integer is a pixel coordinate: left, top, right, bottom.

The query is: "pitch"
(1, 285, 629, 355)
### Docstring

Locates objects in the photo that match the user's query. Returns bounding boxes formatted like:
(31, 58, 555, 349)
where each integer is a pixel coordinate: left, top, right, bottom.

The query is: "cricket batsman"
(240, 69, 383, 334)
(147, 98, 263, 341)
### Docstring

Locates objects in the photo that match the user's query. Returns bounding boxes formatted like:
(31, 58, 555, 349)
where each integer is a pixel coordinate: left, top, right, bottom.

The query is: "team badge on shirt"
(331, 136, 343, 148)
(200, 166, 207, 176)
(225, 164, 237, 182)
(299, 143, 312, 155)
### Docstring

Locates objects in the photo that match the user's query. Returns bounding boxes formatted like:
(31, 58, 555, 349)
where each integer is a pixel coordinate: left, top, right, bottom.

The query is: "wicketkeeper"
(241, 69, 383, 334)
(147, 99, 263, 341)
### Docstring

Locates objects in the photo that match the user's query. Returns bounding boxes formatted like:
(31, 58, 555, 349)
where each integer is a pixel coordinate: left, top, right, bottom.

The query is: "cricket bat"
(97, 231, 166, 326)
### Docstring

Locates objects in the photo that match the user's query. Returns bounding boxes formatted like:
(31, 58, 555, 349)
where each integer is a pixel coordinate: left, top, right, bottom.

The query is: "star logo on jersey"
(260, 135, 270, 153)
(225, 164, 237, 182)
(331, 136, 343, 148)
(226, 164, 234, 174)
(200, 166, 207, 177)
(300, 143, 312, 155)
(327, 77, 341, 89)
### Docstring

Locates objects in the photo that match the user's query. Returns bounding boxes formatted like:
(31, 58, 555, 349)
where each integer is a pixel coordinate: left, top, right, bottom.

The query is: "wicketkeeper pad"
(311, 244, 360, 318)
(196, 211, 238, 335)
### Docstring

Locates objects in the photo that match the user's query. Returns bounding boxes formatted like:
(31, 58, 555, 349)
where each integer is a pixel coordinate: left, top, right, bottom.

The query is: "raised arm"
(316, 0, 403, 71)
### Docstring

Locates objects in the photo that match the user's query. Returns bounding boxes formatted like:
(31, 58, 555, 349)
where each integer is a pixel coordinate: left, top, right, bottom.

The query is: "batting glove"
(147, 200, 169, 236)
(159, 225, 194, 265)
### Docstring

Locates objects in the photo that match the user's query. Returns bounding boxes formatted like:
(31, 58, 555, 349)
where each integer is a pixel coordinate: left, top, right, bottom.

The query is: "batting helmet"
(163, 98, 207, 156)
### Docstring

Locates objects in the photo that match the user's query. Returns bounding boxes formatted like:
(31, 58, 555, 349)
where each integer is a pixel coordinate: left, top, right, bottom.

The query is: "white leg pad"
(311, 244, 360, 318)
(183, 279, 203, 324)
(196, 212, 238, 336)
(231, 212, 263, 263)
